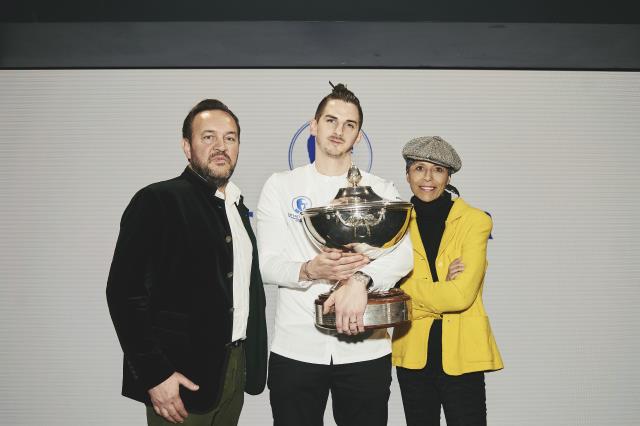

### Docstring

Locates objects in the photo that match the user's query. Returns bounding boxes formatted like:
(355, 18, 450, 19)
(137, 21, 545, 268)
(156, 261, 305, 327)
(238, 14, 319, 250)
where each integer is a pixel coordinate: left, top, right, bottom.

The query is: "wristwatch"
(352, 271, 373, 289)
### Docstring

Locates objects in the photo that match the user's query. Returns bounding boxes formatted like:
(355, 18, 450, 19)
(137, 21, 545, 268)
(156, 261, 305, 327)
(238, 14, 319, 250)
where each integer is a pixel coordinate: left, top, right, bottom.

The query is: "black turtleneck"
(411, 192, 453, 282)
(412, 192, 454, 372)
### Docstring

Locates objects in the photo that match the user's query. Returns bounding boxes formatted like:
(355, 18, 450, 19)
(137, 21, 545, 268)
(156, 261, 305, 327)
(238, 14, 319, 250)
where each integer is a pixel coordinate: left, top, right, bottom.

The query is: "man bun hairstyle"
(182, 99, 241, 143)
(314, 82, 364, 130)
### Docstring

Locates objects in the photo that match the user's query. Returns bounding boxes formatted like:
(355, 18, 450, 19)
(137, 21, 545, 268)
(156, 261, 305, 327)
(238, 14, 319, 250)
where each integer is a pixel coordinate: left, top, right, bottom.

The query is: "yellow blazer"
(392, 198, 503, 375)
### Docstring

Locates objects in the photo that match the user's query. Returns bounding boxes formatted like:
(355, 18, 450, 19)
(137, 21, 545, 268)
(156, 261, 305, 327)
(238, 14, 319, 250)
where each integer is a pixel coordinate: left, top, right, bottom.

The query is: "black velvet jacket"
(106, 167, 267, 413)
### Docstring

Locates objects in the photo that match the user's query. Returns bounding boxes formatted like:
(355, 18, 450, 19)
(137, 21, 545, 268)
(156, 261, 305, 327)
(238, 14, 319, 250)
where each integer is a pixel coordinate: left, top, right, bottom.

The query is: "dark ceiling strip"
(1, 22, 639, 70)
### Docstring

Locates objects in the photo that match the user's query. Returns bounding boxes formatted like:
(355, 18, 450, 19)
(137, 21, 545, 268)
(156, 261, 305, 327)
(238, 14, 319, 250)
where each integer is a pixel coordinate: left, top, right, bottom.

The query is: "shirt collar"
(309, 162, 348, 181)
(215, 180, 242, 205)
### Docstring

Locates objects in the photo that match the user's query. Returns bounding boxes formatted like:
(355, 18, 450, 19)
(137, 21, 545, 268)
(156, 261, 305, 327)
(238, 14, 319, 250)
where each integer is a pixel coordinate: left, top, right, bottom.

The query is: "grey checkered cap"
(402, 136, 462, 173)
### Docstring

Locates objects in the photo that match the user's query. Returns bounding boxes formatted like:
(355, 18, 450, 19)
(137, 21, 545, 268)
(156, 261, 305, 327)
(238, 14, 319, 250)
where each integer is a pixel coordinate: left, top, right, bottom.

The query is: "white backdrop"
(1, 70, 639, 425)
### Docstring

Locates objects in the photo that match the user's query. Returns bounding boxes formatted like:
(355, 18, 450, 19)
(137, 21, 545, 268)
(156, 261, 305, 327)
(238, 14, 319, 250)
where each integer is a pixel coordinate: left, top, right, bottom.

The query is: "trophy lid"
(330, 164, 384, 206)
(328, 164, 412, 209)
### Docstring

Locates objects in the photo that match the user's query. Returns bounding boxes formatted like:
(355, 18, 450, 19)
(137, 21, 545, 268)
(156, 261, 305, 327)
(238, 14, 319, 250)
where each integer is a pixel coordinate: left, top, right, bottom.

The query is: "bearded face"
(182, 109, 239, 188)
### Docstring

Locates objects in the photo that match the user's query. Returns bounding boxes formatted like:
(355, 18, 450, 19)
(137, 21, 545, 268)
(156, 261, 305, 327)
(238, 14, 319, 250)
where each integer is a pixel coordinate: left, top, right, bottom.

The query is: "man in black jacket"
(107, 99, 267, 425)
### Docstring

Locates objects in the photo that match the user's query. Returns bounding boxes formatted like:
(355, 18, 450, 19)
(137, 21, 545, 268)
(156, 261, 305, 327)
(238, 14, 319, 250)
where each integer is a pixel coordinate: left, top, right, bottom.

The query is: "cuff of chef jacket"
(356, 267, 386, 292)
(290, 261, 314, 288)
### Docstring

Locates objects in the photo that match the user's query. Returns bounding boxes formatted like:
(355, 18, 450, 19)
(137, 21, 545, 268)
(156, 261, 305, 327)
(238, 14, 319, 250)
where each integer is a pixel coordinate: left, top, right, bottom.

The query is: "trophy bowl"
(301, 200, 412, 256)
(301, 165, 414, 330)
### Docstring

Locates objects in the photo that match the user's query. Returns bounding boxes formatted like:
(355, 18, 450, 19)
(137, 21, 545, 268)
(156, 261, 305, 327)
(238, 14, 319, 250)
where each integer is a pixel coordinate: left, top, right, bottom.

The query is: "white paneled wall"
(1, 70, 639, 425)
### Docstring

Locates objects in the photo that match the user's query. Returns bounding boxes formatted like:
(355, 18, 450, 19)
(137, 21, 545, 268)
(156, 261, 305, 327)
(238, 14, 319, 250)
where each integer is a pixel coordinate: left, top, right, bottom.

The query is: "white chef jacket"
(257, 163, 413, 365)
(215, 181, 252, 342)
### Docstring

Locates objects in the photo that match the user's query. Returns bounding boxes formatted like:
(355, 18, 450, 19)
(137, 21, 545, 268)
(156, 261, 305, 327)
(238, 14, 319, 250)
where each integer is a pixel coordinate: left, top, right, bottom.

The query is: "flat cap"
(402, 136, 462, 174)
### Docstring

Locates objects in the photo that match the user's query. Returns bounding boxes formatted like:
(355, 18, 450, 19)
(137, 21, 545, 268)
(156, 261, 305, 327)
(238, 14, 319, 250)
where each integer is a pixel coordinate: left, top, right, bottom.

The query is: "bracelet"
(302, 260, 314, 281)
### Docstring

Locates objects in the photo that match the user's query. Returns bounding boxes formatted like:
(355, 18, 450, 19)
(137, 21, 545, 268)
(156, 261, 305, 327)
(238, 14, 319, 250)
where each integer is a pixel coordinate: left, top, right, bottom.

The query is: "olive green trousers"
(146, 345, 245, 426)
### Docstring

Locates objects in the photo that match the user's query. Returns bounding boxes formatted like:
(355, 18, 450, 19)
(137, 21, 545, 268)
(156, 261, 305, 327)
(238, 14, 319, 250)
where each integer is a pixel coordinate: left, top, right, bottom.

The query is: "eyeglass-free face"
(182, 109, 240, 185)
(406, 161, 450, 202)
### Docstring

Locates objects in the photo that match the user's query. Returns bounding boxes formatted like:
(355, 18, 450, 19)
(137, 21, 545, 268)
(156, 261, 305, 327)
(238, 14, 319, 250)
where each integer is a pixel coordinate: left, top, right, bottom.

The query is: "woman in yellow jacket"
(392, 136, 503, 426)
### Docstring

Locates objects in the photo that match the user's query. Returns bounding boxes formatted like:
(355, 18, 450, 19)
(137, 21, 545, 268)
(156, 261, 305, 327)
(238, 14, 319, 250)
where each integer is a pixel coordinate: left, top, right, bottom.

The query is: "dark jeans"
(268, 352, 392, 426)
(396, 320, 487, 426)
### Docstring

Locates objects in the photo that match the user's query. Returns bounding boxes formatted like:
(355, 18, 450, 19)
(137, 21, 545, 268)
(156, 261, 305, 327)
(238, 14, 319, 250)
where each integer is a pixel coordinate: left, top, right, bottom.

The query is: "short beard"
(189, 155, 235, 189)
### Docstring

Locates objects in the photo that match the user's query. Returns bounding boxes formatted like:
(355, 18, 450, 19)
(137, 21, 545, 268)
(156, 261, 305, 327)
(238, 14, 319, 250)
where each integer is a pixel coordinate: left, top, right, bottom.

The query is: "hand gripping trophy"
(302, 164, 414, 330)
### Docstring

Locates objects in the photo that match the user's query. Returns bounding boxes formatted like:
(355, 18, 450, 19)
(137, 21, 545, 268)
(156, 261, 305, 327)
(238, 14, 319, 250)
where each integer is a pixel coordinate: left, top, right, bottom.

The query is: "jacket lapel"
(236, 196, 257, 246)
(236, 197, 261, 292)
(409, 211, 426, 260)
(437, 198, 468, 258)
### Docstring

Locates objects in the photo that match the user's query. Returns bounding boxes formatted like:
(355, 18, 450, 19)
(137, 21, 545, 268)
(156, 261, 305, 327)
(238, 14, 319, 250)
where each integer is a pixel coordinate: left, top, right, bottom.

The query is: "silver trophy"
(302, 164, 414, 330)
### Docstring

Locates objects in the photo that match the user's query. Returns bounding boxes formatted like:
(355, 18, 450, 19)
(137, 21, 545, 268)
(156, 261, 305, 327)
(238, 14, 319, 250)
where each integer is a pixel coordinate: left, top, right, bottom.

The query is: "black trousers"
(268, 352, 392, 426)
(396, 321, 487, 426)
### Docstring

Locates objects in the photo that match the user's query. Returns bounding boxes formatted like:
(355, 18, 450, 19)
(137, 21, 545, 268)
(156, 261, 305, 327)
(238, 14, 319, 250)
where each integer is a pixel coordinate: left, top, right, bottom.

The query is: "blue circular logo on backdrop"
(288, 122, 373, 171)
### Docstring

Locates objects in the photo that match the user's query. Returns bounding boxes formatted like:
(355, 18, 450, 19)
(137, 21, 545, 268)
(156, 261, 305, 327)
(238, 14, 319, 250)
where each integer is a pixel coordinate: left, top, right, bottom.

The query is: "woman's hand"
(446, 257, 465, 280)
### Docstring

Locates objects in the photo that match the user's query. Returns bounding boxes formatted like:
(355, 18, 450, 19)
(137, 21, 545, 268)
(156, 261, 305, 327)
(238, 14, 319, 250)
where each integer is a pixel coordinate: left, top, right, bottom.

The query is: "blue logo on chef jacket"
(292, 196, 312, 214)
(288, 196, 312, 222)
(288, 122, 373, 171)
